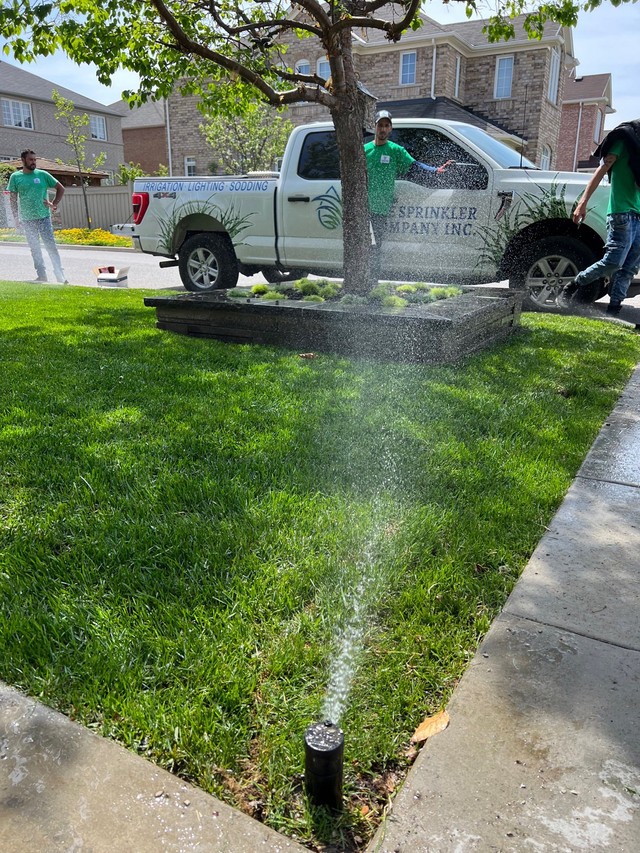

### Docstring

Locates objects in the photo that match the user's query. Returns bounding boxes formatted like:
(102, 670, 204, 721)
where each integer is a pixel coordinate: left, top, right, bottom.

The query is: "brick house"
(108, 98, 170, 175)
(0, 59, 124, 182)
(118, 11, 612, 176)
(555, 72, 613, 172)
(282, 10, 572, 168)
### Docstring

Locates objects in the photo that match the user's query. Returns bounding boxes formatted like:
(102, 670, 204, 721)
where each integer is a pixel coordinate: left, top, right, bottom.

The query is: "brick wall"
(166, 92, 213, 175)
(122, 126, 168, 175)
(556, 103, 603, 171)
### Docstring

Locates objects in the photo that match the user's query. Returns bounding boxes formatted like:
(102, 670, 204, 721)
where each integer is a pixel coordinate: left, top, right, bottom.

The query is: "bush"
(295, 278, 321, 296)
(320, 283, 341, 299)
(251, 283, 270, 296)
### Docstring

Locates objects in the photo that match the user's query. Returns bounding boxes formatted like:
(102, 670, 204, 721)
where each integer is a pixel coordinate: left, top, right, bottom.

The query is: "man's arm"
(45, 180, 65, 211)
(573, 153, 616, 223)
(9, 192, 20, 228)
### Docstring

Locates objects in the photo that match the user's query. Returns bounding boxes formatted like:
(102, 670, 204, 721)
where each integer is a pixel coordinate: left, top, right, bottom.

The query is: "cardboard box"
(93, 266, 129, 285)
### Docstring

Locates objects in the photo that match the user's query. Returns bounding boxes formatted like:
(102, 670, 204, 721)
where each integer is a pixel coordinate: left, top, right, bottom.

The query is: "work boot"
(606, 302, 622, 316)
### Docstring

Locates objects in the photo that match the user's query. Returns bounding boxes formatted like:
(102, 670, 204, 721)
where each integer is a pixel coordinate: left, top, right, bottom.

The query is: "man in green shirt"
(365, 111, 449, 286)
(8, 149, 67, 284)
(559, 122, 640, 314)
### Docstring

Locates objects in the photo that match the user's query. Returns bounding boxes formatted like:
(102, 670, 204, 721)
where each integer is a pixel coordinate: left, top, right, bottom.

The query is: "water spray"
(304, 720, 344, 811)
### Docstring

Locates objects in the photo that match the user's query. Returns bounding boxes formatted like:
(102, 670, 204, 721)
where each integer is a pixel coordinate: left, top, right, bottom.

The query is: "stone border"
(143, 287, 523, 364)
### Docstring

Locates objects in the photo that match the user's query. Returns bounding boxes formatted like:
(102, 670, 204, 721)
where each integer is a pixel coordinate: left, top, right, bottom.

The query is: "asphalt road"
(2, 241, 640, 314)
(0, 242, 266, 291)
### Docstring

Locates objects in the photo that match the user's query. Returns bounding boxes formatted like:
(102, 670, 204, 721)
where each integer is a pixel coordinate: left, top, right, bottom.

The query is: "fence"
(55, 185, 134, 231)
(2, 184, 134, 231)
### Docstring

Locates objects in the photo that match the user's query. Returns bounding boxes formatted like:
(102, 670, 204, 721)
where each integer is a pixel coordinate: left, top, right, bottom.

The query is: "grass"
(1, 280, 639, 850)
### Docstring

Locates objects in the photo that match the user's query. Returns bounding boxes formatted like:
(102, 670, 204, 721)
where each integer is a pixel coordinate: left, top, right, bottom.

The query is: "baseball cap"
(375, 110, 392, 124)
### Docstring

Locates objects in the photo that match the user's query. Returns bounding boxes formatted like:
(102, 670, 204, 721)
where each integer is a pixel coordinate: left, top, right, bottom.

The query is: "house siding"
(1, 90, 123, 179)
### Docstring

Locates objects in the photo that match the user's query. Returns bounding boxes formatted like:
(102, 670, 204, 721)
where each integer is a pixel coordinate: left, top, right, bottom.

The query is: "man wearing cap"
(365, 111, 448, 285)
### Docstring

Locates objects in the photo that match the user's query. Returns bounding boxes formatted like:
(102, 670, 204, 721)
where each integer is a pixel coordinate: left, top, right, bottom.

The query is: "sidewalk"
(2, 363, 640, 851)
(372, 363, 640, 852)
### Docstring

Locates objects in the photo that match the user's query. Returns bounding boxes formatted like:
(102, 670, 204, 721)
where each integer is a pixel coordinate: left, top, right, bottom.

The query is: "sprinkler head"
(304, 720, 344, 811)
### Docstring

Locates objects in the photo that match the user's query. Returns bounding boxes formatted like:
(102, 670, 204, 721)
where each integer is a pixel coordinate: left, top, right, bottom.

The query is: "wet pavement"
(2, 246, 640, 850)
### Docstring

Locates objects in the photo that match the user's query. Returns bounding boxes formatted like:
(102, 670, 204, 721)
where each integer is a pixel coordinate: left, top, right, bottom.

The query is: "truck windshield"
(453, 125, 537, 169)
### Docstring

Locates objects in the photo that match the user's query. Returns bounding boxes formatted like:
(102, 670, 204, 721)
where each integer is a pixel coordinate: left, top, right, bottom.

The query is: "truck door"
(385, 128, 494, 284)
(278, 130, 344, 271)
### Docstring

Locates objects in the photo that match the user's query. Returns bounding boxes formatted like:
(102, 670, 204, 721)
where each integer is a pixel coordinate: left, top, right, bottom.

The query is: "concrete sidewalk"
(2, 362, 640, 851)
(373, 364, 640, 852)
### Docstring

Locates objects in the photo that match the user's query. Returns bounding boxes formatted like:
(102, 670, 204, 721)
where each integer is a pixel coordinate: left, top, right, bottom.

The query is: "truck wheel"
(262, 267, 308, 284)
(179, 233, 239, 291)
(509, 236, 606, 310)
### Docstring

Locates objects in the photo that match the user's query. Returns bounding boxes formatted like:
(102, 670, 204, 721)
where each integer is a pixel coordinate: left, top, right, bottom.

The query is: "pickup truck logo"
(153, 192, 177, 199)
(312, 186, 342, 230)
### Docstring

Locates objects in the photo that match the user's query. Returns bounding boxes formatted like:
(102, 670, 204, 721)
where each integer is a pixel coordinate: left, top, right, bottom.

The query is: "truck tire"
(178, 233, 239, 291)
(509, 236, 606, 310)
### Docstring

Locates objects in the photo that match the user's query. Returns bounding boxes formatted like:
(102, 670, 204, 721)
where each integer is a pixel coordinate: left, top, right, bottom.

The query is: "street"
(2, 241, 640, 315)
(0, 242, 267, 291)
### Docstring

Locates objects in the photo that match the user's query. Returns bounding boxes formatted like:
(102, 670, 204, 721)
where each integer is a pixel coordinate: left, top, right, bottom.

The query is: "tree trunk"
(329, 32, 371, 296)
(331, 106, 371, 295)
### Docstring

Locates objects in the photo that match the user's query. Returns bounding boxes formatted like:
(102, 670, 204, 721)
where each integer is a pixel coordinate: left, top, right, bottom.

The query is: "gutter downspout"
(431, 39, 437, 99)
(573, 101, 583, 172)
(165, 98, 173, 177)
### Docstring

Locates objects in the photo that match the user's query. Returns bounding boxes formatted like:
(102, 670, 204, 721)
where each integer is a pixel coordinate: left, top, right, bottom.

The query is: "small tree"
(115, 161, 170, 184)
(52, 90, 107, 229)
(201, 103, 294, 175)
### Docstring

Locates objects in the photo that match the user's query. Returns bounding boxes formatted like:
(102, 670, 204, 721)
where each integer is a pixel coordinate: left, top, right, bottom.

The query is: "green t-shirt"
(7, 168, 57, 220)
(365, 140, 415, 215)
(607, 140, 640, 215)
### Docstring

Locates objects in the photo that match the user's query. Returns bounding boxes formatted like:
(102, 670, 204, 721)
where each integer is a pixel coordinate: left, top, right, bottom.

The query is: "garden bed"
(144, 285, 523, 364)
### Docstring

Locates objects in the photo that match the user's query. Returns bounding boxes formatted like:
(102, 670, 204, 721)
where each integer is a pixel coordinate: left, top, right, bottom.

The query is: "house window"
(2, 98, 34, 129)
(295, 59, 310, 75)
(540, 145, 551, 170)
(594, 109, 603, 143)
(184, 156, 196, 176)
(494, 56, 514, 100)
(454, 56, 461, 99)
(89, 115, 107, 140)
(317, 59, 330, 80)
(547, 47, 560, 104)
(400, 52, 416, 85)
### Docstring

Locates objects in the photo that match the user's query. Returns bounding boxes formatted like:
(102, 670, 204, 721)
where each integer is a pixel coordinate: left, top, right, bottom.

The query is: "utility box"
(93, 266, 129, 285)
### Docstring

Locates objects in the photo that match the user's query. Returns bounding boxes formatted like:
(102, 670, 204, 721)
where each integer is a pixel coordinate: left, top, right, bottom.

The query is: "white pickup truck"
(114, 118, 621, 309)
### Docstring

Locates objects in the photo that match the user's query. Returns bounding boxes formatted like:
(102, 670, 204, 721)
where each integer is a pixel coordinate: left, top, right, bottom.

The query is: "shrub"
(381, 295, 408, 308)
(295, 278, 321, 296)
(319, 283, 341, 299)
(227, 289, 250, 299)
(303, 294, 325, 302)
(251, 283, 270, 296)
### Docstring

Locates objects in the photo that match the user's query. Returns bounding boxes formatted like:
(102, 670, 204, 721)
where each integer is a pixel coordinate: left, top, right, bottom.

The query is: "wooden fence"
(54, 185, 134, 231)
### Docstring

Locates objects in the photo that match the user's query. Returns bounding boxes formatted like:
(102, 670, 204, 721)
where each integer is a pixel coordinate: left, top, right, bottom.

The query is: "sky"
(1, 1, 638, 128)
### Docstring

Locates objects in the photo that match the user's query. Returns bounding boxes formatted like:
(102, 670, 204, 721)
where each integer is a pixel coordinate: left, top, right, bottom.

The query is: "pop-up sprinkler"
(304, 720, 344, 811)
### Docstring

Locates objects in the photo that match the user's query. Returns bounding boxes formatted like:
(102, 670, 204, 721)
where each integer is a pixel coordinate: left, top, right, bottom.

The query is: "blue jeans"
(576, 212, 640, 305)
(23, 216, 65, 282)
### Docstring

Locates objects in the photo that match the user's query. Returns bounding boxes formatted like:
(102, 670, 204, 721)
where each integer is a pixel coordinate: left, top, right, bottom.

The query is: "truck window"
(298, 131, 341, 180)
(392, 128, 489, 191)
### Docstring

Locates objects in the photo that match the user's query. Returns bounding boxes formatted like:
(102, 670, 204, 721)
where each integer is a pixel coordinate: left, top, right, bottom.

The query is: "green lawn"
(1, 281, 639, 850)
